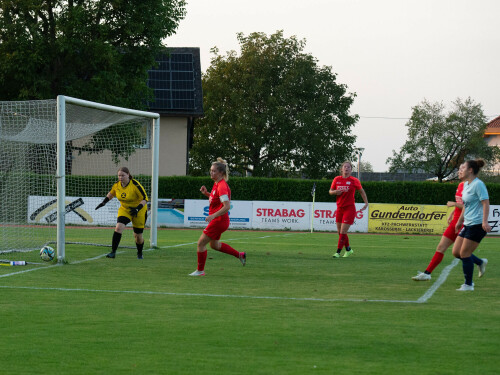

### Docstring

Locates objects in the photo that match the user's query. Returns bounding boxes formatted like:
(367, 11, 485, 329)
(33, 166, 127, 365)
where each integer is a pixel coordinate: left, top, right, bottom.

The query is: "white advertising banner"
(184, 199, 253, 229)
(312, 202, 369, 233)
(28, 196, 121, 226)
(252, 201, 310, 230)
(27, 196, 499, 235)
(488, 205, 500, 236)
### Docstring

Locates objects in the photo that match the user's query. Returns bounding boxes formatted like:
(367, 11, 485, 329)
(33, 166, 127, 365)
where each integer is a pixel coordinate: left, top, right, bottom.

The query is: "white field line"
(417, 257, 460, 303)
(0, 263, 60, 278)
(0, 232, 458, 303)
(0, 233, 302, 277)
(156, 232, 300, 250)
(0, 284, 423, 303)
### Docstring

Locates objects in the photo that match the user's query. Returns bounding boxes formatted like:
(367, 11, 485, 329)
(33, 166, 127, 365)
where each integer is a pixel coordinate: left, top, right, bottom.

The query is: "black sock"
(112, 231, 122, 252)
(346, 246, 351, 251)
(337, 249, 342, 254)
(471, 254, 482, 265)
(461, 257, 474, 286)
(136, 242, 144, 255)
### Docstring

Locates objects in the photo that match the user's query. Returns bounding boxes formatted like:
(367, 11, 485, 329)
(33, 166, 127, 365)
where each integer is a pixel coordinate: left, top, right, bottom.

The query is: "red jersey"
(208, 179, 231, 216)
(452, 182, 464, 220)
(330, 176, 362, 208)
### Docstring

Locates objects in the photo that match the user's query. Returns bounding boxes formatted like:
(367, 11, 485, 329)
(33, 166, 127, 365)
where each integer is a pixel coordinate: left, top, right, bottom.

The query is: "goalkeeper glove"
(129, 204, 144, 217)
(95, 197, 110, 210)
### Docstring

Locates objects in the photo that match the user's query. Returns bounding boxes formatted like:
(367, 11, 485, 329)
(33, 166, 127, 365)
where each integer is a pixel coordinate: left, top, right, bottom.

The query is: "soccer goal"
(0, 96, 160, 262)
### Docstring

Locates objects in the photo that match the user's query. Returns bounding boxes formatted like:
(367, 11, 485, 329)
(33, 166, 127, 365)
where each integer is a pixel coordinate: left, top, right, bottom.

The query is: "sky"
(166, 0, 500, 172)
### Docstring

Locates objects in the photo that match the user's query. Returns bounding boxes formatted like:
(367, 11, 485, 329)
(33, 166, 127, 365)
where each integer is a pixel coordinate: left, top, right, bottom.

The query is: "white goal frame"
(56, 96, 160, 262)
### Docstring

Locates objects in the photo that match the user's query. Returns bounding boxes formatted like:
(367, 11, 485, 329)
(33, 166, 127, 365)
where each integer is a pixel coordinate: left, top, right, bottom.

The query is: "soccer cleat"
(137, 253, 143, 260)
(239, 252, 246, 266)
(412, 271, 431, 281)
(478, 258, 488, 278)
(333, 253, 341, 258)
(343, 249, 354, 258)
(106, 252, 116, 259)
(456, 283, 474, 291)
(189, 270, 205, 276)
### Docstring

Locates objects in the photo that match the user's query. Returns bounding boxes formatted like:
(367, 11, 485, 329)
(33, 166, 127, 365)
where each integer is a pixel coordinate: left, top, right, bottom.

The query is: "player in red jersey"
(412, 174, 486, 281)
(329, 161, 369, 258)
(189, 158, 246, 276)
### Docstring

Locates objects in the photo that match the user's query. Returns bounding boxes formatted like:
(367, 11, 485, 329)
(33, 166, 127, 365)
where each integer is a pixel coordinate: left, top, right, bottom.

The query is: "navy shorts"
(458, 224, 487, 243)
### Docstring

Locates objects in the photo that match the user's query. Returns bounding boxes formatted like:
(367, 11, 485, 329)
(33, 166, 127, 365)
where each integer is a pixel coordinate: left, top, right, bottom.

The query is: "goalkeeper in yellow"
(95, 167, 148, 259)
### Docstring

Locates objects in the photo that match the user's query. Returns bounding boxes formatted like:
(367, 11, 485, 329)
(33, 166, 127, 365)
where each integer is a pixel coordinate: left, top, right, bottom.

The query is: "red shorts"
(336, 205, 356, 225)
(203, 216, 230, 240)
(443, 215, 462, 242)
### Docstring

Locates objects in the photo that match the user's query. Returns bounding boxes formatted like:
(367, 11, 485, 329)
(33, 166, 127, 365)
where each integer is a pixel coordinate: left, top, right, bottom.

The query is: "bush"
(159, 177, 499, 205)
(4, 173, 498, 210)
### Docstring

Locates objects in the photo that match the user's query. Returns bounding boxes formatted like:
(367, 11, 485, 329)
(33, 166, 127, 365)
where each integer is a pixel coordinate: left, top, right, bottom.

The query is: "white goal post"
(56, 96, 160, 262)
(0, 96, 160, 262)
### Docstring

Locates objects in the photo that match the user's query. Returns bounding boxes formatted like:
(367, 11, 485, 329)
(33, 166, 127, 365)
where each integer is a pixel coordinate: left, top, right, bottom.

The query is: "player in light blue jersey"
(452, 159, 491, 291)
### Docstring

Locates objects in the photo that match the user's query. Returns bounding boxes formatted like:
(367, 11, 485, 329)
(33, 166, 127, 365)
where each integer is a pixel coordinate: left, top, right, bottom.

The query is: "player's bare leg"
(210, 239, 245, 265)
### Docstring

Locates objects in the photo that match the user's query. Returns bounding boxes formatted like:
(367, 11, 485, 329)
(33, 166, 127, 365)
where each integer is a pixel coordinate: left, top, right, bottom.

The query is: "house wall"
(70, 116, 188, 177)
(158, 116, 188, 176)
(485, 134, 500, 172)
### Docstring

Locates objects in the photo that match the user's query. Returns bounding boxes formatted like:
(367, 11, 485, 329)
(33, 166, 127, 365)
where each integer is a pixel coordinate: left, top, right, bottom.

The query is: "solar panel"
(147, 49, 203, 115)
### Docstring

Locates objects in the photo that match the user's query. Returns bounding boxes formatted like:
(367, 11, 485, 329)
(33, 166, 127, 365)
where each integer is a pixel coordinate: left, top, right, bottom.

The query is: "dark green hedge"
(2, 173, 498, 211)
(159, 176, 499, 205)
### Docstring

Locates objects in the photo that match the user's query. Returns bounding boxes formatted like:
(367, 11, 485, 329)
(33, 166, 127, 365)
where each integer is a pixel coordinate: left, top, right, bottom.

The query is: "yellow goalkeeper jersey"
(110, 179, 148, 209)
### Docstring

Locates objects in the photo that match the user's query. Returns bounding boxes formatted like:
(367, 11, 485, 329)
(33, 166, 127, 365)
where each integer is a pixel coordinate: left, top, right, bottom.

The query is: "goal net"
(0, 96, 159, 262)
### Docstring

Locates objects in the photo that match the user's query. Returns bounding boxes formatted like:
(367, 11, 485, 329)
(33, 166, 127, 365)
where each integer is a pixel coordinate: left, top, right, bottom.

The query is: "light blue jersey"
(462, 178, 489, 226)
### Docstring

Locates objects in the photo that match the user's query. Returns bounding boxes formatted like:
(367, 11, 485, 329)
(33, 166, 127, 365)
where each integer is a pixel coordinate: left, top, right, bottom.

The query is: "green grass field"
(1, 228, 499, 374)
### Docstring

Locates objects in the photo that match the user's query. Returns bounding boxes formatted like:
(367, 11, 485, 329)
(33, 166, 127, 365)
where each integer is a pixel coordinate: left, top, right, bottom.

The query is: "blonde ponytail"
(213, 157, 229, 181)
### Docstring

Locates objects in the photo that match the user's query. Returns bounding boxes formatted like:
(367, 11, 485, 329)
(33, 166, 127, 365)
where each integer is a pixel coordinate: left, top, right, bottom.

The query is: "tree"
(0, 0, 186, 168)
(353, 160, 374, 173)
(0, 0, 185, 107)
(387, 98, 499, 182)
(190, 31, 358, 179)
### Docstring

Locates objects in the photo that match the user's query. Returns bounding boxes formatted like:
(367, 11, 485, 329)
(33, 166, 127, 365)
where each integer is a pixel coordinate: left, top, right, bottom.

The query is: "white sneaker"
(478, 258, 488, 278)
(189, 270, 205, 276)
(412, 271, 431, 281)
(456, 283, 474, 291)
(239, 252, 246, 266)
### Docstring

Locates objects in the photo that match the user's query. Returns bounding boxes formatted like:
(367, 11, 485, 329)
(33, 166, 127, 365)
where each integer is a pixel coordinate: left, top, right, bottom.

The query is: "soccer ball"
(40, 246, 55, 262)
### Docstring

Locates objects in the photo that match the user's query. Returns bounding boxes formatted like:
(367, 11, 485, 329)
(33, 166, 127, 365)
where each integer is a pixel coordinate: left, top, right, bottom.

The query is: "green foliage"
(0, 0, 186, 166)
(159, 176, 326, 201)
(363, 181, 457, 205)
(0, 0, 186, 107)
(158, 176, 500, 205)
(479, 171, 500, 184)
(387, 98, 500, 182)
(159, 176, 212, 200)
(73, 122, 147, 165)
(4, 174, 498, 223)
(353, 160, 374, 173)
(190, 30, 358, 179)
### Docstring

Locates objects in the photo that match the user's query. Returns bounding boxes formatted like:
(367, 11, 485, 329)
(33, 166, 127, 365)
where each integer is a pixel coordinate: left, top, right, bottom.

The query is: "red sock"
(337, 234, 347, 250)
(426, 251, 444, 273)
(197, 251, 207, 271)
(218, 243, 239, 258)
(344, 234, 350, 248)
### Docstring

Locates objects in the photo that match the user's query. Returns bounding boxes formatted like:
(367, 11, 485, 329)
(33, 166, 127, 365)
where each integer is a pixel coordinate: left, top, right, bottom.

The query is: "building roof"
(147, 47, 204, 117)
(485, 115, 500, 135)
